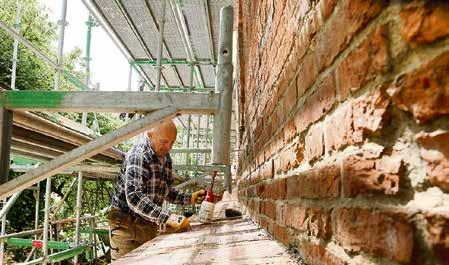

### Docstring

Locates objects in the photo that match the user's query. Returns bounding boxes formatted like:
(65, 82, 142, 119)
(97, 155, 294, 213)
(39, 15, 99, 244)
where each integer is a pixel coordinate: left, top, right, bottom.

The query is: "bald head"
(147, 120, 177, 157)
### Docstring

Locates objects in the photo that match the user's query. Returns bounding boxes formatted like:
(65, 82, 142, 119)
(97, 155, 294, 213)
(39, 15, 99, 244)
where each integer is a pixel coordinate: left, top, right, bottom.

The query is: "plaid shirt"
(111, 137, 191, 225)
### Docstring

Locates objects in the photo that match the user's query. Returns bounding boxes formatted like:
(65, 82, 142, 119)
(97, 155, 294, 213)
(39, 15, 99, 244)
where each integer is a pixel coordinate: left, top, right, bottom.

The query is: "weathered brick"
(325, 102, 360, 152)
(286, 164, 340, 199)
(260, 159, 274, 179)
(262, 200, 277, 220)
(261, 179, 286, 200)
(297, 53, 318, 97)
(274, 223, 290, 246)
(283, 204, 331, 240)
(298, 240, 348, 265)
(416, 130, 449, 191)
(319, 0, 338, 21)
(295, 71, 336, 132)
(315, 0, 387, 71)
(400, 1, 449, 45)
(283, 117, 297, 142)
(325, 89, 390, 152)
(387, 51, 449, 123)
(283, 81, 298, 117)
(305, 123, 324, 162)
(342, 146, 402, 197)
(352, 88, 390, 133)
(338, 25, 390, 100)
(424, 212, 449, 264)
(333, 208, 414, 263)
(280, 143, 303, 172)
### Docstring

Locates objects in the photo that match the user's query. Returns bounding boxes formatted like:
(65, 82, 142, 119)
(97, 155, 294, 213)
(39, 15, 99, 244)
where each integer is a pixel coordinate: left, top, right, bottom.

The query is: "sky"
(41, 0, 139, 91)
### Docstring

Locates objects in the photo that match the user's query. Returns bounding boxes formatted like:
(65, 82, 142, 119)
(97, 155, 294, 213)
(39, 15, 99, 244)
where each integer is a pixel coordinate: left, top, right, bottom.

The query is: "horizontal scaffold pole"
(131, 59, 215, 66)
(0, 91, 220, 114)
(6, 238, 70, 250)
(0, 107, 178, 200)
(22, 245, 87, 265)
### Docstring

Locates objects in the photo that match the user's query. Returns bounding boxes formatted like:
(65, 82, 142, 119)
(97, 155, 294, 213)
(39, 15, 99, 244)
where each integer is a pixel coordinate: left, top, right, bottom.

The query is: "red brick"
(256, 183, 265, 197)
(283, 81, 298, 117)
(352, 88, 390, 133)
(284, 204, 332, 240)
(261, 179, 286, 200)
(286, 164, 340, 199)
(325, 90, 389, 152)
(400, 1, 449, 45)
(305, 123, 324, 162)
(388, 51, 449, 123)
(260, 159, 274, 179)
(416, 130, 449, 191)
(280, 143, 303, 172)
(342, 147, 402, 197)
(324, 102, 359, 152)
(295, 71, 336, 132)
(424, 212, 449, 264)
(298, 240, 348, 265)
(247, 186, 256, 197)
(297, 53, 318, 97)
(283, 117, 297, 142)
(262, 200, 277, 220)
(320, 0, 338, 21)
(315, 0, 387, 71)
(333, 208, 414, 263)
(338, 25, 390, 100)
(274, 223, 290, 246)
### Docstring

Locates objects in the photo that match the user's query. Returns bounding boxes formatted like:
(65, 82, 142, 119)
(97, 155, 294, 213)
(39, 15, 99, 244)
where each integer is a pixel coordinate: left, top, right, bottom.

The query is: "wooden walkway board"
(113, 218, 298, 265)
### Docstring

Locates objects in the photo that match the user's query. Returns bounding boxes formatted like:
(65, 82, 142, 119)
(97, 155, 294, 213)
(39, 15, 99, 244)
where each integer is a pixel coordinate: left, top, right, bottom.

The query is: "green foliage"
(0, 0, 85, 91)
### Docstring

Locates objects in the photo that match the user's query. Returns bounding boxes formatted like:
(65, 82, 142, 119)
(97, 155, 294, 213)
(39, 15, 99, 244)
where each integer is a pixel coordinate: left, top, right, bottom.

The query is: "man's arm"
(124, 153, 170, 225)
(166, 186, 192, 205)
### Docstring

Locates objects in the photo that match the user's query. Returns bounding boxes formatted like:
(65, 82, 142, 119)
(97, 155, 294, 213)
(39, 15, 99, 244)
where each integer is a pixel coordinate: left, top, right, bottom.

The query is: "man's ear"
(147, 131, 153, 138)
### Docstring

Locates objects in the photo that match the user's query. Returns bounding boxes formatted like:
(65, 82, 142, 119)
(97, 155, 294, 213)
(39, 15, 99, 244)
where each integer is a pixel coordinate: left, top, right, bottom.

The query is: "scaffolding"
(0, 1, 234, 264)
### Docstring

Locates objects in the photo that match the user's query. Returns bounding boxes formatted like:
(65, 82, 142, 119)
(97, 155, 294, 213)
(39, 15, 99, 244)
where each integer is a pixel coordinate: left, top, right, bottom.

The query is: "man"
(108, 119, 205, 260)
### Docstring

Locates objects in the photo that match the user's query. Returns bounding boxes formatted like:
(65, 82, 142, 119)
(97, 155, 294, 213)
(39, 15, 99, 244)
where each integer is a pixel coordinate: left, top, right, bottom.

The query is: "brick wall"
(235, 1, 449, 264)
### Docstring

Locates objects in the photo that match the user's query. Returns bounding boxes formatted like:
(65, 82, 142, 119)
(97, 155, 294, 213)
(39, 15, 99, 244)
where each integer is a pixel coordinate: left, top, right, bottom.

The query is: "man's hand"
(166, 214, 190, 232)
(191, 189, 206, 204)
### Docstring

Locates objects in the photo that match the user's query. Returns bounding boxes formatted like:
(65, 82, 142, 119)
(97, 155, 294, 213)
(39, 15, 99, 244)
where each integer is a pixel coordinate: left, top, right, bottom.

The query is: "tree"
(0, 0, 85, 91)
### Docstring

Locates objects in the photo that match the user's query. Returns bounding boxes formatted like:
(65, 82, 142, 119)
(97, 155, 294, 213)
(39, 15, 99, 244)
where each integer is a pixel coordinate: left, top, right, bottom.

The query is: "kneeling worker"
(108, 119, 205, 260)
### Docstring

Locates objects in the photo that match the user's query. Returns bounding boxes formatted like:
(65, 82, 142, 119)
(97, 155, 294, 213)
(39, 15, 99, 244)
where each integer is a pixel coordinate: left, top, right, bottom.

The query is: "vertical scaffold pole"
(185, 115, 192, 165)
(33, 182, 40, 260)
(196, 115, 201, 164)
(204, 115, 209, 165)
(155, 0, 166, 91)
(42, 177, 52, 264)
(10, 0, 21, 91)
(74, 171, 83, 265)
(0, 108, 12, 186)
(82, 14, 94, 125)
(54, 0, 68, 91)
(0, 199, 6, 265)
(212, 6, 234, 193)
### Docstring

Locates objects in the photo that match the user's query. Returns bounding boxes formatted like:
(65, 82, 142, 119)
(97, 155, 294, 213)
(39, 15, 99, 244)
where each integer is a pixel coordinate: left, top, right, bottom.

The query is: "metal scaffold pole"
(82, 14, 95, 125)
(32, 182, 40, 260)
(155, 0, 167, 91)
(42, 177, 52, 265)
(74, 172, 83, 265)
(185, 115, 192, 165)
(0, 199, 6, 264)
(204, 115, 210, 165)
(196, 115, 201, 164)
(10, 0, 21, 91)
(54, 0, 68, 91)
(212, 6, 234, 192)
